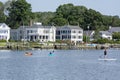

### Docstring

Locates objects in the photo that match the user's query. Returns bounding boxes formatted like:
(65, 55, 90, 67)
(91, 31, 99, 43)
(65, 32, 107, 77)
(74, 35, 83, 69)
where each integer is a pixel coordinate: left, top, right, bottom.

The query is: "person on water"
(49, 52, 52, 55)
(104, 48, 107, 58)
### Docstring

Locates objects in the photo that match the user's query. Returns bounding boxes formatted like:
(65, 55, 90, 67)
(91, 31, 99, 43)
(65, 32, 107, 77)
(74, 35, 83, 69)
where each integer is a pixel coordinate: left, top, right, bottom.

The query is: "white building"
(56, 25, 83, 45)
(99, 31, 112, 40)
(0, 23, 10, 42)
(11, 24, 56, 42)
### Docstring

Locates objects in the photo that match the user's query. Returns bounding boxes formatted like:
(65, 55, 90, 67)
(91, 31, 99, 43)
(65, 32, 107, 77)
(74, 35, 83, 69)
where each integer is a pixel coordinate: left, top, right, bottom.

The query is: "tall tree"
(7, 0, 32, 29)
(0, 1, 6, 22)
(34, 12, 55, 25)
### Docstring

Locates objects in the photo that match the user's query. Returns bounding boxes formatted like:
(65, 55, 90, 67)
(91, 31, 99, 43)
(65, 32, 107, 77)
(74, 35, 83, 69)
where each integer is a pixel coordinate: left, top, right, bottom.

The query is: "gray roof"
(56, 25, 83, 30)
(109, 27, 120, 33)
(19, 25, 54, 29)
(100, 31, 112, 35)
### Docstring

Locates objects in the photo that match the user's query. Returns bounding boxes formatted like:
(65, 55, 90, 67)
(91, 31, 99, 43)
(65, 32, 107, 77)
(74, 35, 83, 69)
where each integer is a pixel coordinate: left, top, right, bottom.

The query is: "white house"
(56, 25, 83, 45)
(0, 23, 10, 42)
(98, 26, 120, 40)
(25, 24, 56, 42)
(99, 31, 112, 40)
(11, 23, 56, 42)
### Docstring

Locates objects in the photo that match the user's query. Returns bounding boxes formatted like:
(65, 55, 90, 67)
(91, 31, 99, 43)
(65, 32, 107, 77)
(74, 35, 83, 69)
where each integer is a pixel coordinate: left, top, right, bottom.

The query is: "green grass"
(0, 42, 7, 46)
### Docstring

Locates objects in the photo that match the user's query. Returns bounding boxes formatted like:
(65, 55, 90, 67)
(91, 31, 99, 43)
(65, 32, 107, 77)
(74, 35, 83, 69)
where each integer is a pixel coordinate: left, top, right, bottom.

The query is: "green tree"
(93, 30, 101, 40)
(112, 32, 120, 41)
(56, 3, 74, 19)
(111, 16, 120, 26)
(0, 1, 6, 22)
(51, 17, 67, 26)
(84, 9, 103, 30)
(33, 12, 55, 25)
(7, 0, 32, 29)
(83, 35, 90, 43)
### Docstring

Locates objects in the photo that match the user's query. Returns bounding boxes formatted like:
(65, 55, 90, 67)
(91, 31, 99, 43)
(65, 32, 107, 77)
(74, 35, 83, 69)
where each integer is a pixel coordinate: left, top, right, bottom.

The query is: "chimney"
(109, 26, 111, 30)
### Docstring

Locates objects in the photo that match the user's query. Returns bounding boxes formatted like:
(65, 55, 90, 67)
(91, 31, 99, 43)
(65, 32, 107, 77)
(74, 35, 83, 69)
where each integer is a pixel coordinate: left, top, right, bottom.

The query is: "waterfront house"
(10, 29, 18, 41)
(0, 23, 10, 42)
(99, 31, 112, 40)
(56, 25, 83, 45)
(25, 24, 56, 42)
(98, 26, 120, 40)
(11, 23, 56, 42)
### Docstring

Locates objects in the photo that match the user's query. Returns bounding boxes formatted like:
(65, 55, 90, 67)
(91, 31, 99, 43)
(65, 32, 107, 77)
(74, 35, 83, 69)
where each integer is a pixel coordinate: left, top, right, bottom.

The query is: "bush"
(0, 39, 6, 42)
(93, 38, 111, 44)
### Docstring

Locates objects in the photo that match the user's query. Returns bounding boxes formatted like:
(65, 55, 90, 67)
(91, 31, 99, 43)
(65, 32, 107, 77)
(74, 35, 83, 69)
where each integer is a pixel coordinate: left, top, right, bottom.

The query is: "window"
(56, 36, 60, 39)
(27, 30, 29, 33)
(72, 30, 76, 33)
(78, 36, 82, 39)
(20, 30, 22, 34)
(78, 31, 82, 33)
(56, 31, 60, 35)
(39, 36, 41, 39)
(72, 36, 76, 39)
(46, 36, 48, 39)
(43, 36, 45, 39)
(68, 30, 71, 33)
(44, 30, 49, 33)
(68, 35, 71, 39)
(0, 30, 8, 34)
(62, 35, 67, 40)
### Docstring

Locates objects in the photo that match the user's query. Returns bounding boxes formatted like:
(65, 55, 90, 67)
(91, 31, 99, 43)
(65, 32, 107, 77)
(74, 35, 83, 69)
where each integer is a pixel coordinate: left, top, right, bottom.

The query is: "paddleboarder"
(104, 48, 107, 58)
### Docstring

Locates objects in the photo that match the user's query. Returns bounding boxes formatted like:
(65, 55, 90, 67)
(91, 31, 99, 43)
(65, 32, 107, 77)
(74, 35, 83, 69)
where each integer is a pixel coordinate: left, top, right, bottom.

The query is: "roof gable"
(0, 23, 10, 29)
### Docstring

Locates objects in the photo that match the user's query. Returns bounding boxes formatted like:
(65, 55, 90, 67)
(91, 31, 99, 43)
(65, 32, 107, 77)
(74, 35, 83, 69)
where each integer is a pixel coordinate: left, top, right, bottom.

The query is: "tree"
(93, 29, 101, 40)
(111, 16, 120, 26)
(31, 3, 120, 30)
(7, 0, 32, 29)
(0, 1, 6, 22)
(112, 32, 120, 41)
(84, 9, 103, 30)
(51, 17, 67, 26)
(34, 12, 55, 26)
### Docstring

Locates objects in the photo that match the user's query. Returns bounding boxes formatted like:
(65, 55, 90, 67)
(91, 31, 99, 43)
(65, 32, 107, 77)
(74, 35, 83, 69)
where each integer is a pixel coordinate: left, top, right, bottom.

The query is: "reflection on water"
(0, 49, 120, 80)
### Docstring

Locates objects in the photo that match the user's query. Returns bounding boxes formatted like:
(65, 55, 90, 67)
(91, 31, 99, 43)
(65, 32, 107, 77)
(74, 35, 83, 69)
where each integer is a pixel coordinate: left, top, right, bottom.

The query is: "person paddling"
(49, 52, 52, 55)
(104, 48, 107, 58)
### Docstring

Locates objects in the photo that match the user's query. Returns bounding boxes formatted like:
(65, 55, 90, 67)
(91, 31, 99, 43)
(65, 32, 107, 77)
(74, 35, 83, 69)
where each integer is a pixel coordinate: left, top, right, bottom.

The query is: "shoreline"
(1, 42, 120, 50)
(0, 45, 114, 50)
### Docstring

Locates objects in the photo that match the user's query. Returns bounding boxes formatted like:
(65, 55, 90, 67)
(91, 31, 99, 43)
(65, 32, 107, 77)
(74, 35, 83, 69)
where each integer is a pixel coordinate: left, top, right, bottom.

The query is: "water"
(0, 49, 120, 80)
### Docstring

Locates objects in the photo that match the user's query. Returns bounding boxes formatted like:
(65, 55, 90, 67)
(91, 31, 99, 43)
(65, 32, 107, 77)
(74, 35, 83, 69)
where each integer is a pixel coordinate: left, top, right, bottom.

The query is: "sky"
(1, 0, 120, 17)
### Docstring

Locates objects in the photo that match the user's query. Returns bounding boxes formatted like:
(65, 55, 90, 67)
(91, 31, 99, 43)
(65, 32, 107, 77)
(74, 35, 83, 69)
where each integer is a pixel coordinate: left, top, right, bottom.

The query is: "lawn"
(0, 42, 7, 46)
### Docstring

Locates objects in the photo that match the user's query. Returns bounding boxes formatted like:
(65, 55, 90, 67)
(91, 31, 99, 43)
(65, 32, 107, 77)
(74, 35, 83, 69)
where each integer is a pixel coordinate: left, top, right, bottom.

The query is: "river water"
(0, 49, 120, 80)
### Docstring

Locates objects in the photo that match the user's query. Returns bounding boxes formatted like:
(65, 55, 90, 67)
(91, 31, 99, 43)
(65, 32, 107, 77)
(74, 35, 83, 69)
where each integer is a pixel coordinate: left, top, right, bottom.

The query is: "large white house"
(0, 23, 10, 42)
(25, 24, 56, 42)
(56, 25, 83, 45)
(11, 23, 56, 42)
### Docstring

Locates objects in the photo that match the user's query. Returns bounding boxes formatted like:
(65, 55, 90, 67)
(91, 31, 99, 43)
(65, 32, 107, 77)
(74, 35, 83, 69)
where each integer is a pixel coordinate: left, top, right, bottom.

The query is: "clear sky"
(1, 0, 120, 17)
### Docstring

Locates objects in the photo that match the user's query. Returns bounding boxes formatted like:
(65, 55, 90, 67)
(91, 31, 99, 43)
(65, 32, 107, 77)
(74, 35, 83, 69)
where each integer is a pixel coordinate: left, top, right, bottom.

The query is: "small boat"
(25, 52, 32, 56)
